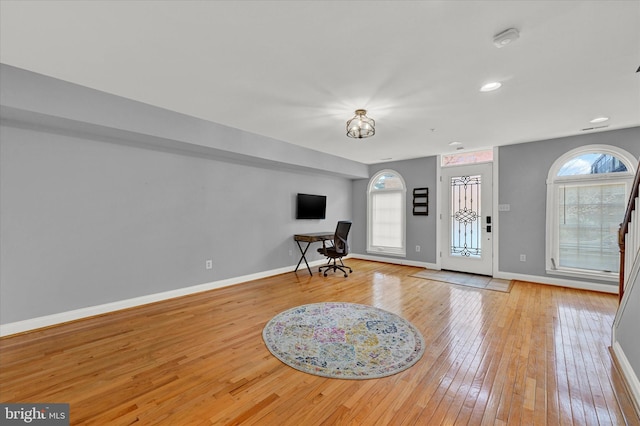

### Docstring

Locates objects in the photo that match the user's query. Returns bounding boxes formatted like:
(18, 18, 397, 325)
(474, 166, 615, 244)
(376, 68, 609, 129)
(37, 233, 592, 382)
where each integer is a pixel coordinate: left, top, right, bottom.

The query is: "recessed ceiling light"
(493, 28, 520, 48)
(589, 116, 609, 123)
(448, 141, 462, 146)
(480, 82, 502, 92)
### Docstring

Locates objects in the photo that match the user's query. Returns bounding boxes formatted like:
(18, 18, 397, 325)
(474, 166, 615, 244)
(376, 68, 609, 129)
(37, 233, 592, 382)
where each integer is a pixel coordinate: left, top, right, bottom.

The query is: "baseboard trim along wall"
(1, 257, 617, 337)
(350, 253, 437, 270)
(494, 271, 618, 294)
(351, 254, 617, 294)
(0, 259, 329, 337)
(611, 341, 640, 416)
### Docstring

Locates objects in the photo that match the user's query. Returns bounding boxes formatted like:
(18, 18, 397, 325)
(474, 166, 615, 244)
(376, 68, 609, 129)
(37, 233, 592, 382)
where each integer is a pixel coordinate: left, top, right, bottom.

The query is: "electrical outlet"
(206, 259, 213, 270)
(416, 245, 421, 252)
(520, 254, 526, 262)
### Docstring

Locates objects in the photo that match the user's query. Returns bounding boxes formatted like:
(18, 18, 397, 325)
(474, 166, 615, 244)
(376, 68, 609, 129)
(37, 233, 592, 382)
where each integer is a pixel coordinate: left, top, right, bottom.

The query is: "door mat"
(411, 269, 513, 293)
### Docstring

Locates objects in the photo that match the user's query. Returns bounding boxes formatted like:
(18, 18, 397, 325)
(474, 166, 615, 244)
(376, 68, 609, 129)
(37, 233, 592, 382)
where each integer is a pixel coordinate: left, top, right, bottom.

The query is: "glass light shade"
(347, 109, 375, 138)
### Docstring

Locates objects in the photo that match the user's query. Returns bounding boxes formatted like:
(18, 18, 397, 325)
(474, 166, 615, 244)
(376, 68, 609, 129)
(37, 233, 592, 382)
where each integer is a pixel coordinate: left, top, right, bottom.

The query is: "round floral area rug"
(262, 302, 425, 379)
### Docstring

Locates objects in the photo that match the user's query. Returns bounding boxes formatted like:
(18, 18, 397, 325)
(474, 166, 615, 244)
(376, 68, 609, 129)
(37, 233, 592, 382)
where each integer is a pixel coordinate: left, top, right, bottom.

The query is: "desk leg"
(294, 240, 313, 276)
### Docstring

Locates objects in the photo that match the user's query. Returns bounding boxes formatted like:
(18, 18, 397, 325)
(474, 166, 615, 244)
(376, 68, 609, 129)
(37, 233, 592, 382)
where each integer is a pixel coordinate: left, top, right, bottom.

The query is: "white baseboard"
(0, 258, 618, 337)
(0, 259, 327, 337)
(352, 254, 617, 294)
(612, 341, 640, 416)
(350, 253, 437, 270)
(494, 271, 619, 294)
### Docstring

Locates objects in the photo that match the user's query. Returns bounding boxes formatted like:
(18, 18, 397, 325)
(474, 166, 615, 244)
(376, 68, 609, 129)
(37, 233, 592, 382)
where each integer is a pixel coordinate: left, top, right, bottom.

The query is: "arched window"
(546, 145, 636, 281)
(367, 169, 406, 256)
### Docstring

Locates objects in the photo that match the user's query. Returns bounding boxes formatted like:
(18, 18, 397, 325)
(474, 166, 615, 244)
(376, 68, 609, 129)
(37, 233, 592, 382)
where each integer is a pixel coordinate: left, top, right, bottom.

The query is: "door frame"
(436, 148, 499, 276)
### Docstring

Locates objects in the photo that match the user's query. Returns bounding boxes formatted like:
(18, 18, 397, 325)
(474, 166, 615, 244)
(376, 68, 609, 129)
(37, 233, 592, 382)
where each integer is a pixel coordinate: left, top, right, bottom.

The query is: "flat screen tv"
(296, 193, 326, 220)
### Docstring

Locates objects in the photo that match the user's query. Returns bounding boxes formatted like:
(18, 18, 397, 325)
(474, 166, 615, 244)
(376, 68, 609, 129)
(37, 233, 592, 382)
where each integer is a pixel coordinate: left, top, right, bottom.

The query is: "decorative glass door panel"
(440, 162, 493, 276)
(450, 175, 482, 258)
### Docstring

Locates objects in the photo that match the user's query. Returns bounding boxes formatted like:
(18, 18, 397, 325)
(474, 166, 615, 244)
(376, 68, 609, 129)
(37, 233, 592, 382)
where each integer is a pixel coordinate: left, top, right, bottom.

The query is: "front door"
(440, 162, 493, 276)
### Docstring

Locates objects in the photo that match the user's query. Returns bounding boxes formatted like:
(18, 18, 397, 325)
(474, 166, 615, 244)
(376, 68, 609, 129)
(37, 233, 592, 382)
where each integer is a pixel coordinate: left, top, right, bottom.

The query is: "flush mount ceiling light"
(448, 141, 462, 146)
(590, 116, 609, 123)
(480, 82, 502, 92)
(347, 109, 375, 139)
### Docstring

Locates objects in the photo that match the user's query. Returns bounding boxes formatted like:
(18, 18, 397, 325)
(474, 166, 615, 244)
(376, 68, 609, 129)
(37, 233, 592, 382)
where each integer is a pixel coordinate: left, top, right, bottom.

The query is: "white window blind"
(545, 145, 635, 281)
(557, 183, 626, 272)
(367, 170, 406, 256)
(371, 192, 403, 248)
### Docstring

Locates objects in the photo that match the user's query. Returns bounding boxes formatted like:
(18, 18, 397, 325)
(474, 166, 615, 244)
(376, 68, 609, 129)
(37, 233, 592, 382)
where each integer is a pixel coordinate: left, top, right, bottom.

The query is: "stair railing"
(619, 160, 640, 301)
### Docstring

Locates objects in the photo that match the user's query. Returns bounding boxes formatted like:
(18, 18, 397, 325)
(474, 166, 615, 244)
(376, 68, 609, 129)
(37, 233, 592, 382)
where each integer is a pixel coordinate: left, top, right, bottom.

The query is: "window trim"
(545, 145, 637, 281)
(367, 169, 407, 257)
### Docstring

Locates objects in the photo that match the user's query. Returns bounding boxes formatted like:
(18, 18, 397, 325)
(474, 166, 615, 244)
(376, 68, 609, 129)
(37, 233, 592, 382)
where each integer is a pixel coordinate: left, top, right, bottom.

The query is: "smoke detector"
(493, 28, 520, 48)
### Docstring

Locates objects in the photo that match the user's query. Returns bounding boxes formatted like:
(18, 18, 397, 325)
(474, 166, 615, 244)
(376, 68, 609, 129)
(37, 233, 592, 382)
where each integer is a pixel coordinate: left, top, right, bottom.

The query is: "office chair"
(317, 220, 353, 277)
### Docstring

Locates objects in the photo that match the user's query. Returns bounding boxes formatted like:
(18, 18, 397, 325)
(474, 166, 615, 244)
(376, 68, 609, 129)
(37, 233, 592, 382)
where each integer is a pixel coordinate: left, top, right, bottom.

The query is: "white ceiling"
(1, 1, 639, 164)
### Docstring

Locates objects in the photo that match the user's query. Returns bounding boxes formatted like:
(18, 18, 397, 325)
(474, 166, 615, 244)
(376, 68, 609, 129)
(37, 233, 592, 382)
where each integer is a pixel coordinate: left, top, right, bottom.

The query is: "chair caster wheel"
(344, 273, 348, 277)
(324, 273, 328, 277)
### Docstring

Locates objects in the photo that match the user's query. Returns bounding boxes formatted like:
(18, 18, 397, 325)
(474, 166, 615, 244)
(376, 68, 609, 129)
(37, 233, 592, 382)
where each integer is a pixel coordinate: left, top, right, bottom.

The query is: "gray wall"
(350, 127, 640, 287)
(498, 127, 640, 285)
(617, 265, 640, 386)
(351, 157, 438, 264)
(0, 123, 352, 324)
(2, 64, 638, 326)
(0, 65, 359, 324)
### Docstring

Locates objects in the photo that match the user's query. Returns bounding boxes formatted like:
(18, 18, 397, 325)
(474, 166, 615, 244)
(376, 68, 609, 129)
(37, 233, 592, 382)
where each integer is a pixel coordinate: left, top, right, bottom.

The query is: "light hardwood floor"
(1, 259, 638, 425)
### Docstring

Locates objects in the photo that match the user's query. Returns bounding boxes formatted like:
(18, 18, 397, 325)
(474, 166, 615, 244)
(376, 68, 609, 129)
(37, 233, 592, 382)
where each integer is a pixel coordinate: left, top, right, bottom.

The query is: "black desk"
(293, 232, 334, 276)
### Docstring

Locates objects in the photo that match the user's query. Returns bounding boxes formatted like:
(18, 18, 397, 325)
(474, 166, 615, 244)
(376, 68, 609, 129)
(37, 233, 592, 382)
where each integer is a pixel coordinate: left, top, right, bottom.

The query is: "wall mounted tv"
(296, 193, 326, 220)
